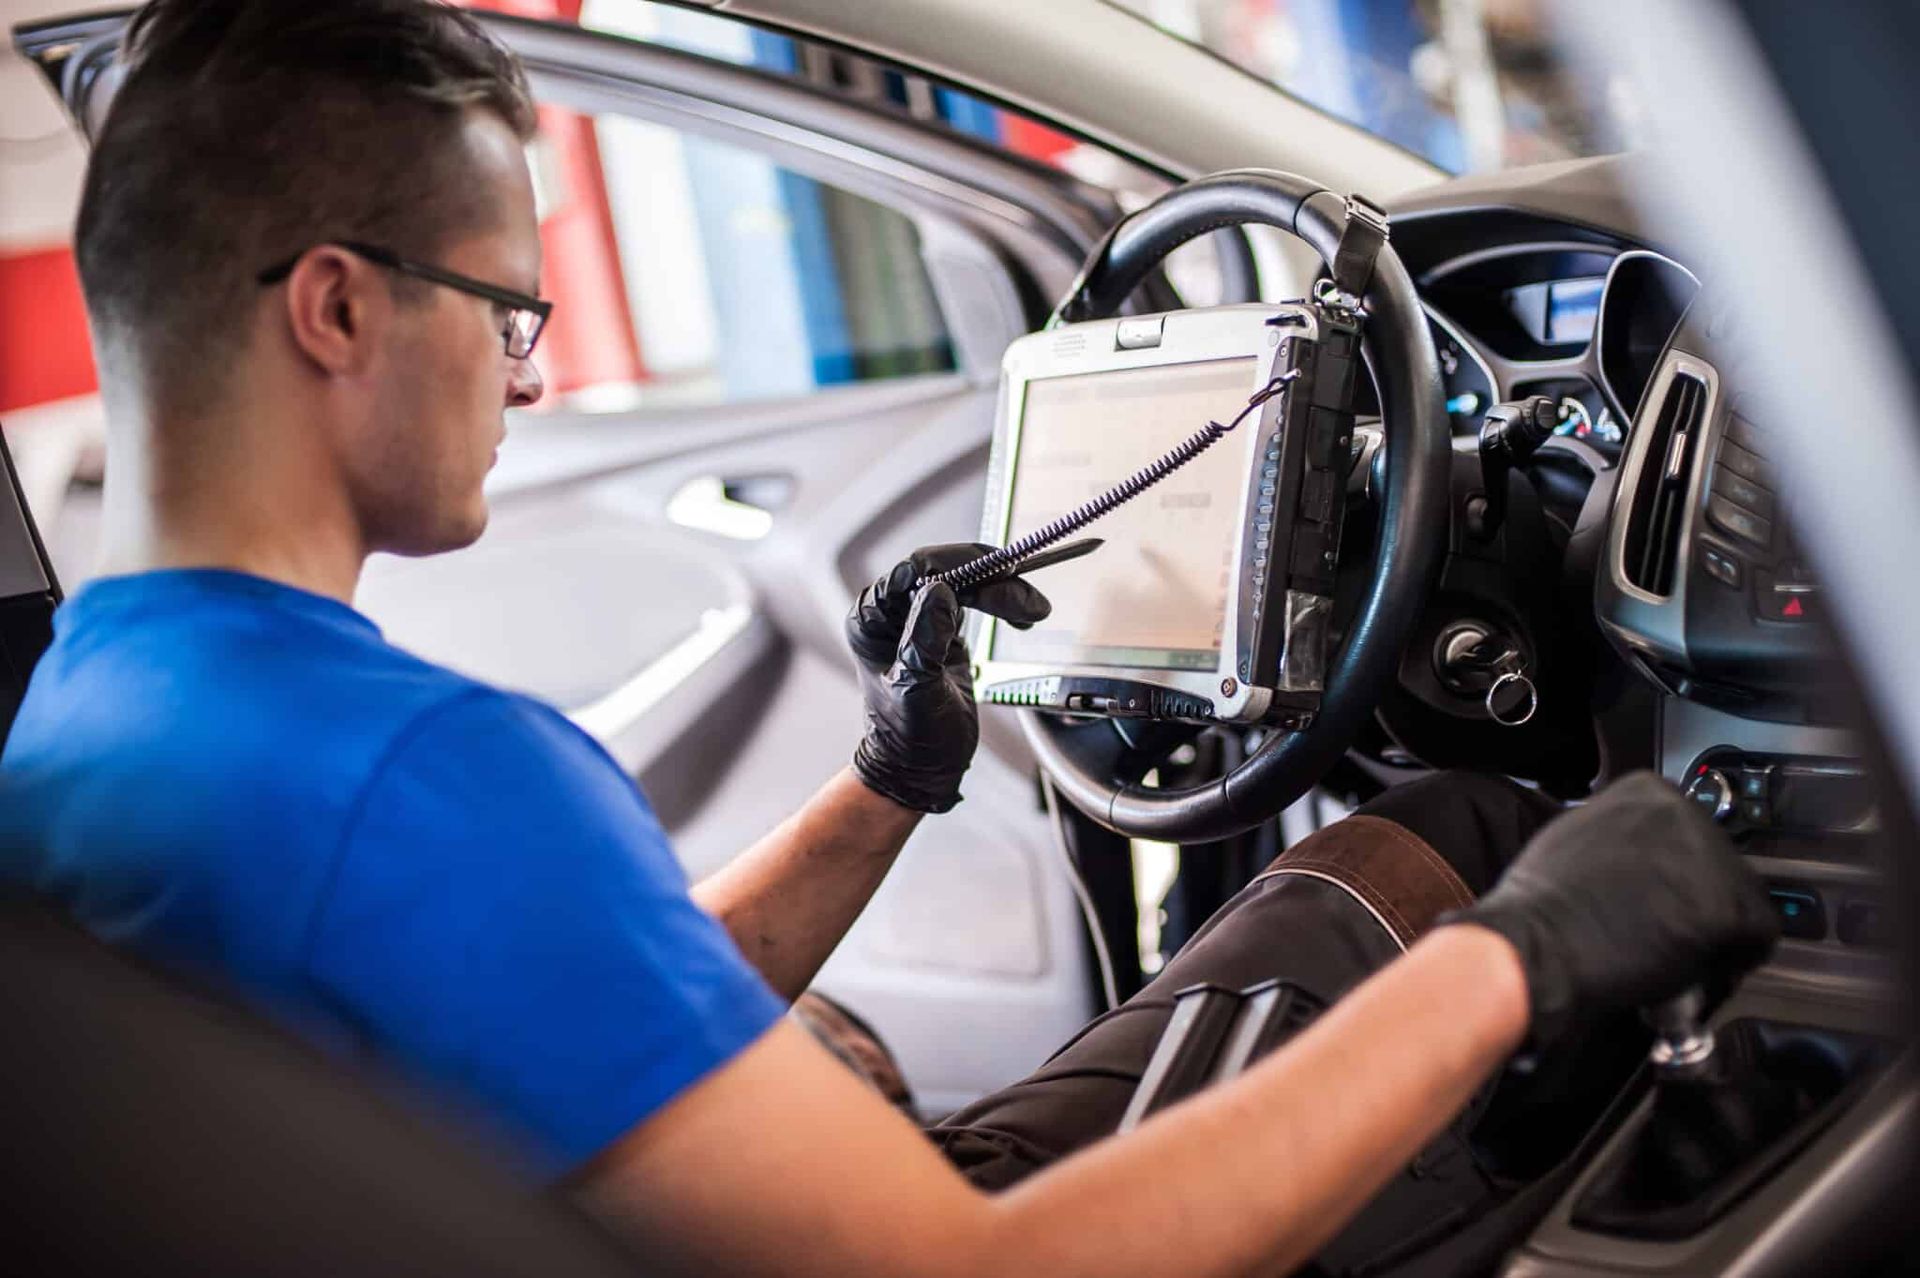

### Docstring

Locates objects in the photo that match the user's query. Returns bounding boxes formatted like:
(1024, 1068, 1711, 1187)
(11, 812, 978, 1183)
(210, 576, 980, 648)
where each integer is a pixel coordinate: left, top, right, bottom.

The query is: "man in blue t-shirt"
(1, 2, 1778, 1273)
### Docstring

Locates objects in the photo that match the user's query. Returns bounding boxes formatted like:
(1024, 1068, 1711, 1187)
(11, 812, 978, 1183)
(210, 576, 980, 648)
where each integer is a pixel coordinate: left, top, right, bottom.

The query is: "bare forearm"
(692, 768, 919, 1001)
(987, 924, 1529, 1278)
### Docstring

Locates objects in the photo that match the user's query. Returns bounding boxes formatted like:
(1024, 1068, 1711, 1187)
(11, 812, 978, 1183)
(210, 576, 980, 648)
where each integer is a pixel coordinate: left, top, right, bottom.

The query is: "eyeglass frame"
(255, 240, 552, 359)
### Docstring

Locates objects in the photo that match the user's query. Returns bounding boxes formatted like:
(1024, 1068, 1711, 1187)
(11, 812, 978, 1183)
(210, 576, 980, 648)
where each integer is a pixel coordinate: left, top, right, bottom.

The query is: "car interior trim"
(569, 603, 758, 745)
(1417, 238, 1625, 288)
(1601, 350, 1721, 655)
(1594, 248, 1700, 425)
(713, 0, 1442, 195)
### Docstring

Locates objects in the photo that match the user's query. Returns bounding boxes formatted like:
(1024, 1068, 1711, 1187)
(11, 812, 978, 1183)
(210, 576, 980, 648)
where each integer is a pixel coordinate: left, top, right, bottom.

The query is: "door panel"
(357, 512, 747, 713)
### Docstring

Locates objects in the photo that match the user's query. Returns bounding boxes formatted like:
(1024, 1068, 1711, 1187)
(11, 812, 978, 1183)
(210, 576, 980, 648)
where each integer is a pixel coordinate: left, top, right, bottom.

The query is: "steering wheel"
(1020, 170, 1449, 843)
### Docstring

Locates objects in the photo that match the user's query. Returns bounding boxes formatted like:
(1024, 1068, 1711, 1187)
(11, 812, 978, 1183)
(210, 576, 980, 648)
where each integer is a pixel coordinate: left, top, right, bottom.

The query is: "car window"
(518, 0, 1141, 415)
(520, 0, 1214, 415)
(540, 0, 1245, 391)
(526, 102, 956, 415)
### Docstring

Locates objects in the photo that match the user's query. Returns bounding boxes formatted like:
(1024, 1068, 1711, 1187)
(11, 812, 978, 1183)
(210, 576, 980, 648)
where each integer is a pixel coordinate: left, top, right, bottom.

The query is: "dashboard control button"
(1738, 768, 1770, 800)
(1773, 765, 1875, 831)
(1712, 470, 1776, 521)
(1766, 885, 1826, 941)
(1707, 495, 1773, 549)
(1837, 902, 1891, 949)
(1724, 414, 1767, 453)
(1684, 769, 1734, 821)
(1755, 575, 1815, 622)
(1699, 544, 1742, 589)
(1739, 797, 1770, 824)
(1717, 440, 1773, 486)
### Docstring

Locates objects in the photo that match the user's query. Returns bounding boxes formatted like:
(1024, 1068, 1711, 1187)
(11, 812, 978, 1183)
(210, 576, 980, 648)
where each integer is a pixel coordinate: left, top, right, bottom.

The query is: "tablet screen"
(988, 356, 1257, 672)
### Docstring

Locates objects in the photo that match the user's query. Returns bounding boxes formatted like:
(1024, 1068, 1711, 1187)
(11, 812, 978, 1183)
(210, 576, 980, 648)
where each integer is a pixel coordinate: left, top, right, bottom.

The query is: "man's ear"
(280, 246, 391, 377)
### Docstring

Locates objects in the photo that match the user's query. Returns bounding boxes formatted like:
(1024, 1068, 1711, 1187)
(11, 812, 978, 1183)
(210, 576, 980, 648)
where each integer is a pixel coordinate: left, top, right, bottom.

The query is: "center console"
(1596, 303, 1895, 977)
(1665, 700, 1888, 964)
(1501, 301, 1913, 1275)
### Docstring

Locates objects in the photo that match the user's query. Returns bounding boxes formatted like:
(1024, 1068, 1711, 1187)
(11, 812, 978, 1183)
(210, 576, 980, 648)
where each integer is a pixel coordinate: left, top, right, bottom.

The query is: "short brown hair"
(75, 0, 537, 413)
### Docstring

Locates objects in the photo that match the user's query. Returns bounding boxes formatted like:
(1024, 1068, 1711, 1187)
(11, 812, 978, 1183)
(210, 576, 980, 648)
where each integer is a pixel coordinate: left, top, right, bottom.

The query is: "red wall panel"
(461, 0, 648, 401)
(0, 246, 97, 414)
(530, 104, 650, 399)
(998, 114, 1080, 166)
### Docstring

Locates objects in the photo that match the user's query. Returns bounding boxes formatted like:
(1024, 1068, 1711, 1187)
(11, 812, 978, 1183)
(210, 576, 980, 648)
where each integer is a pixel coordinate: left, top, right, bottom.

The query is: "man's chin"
(381, 503, 489, 558)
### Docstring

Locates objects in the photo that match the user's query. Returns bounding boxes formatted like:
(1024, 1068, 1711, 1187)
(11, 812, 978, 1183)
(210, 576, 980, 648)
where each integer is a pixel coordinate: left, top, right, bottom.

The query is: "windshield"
(1105, 0, 1637, 174)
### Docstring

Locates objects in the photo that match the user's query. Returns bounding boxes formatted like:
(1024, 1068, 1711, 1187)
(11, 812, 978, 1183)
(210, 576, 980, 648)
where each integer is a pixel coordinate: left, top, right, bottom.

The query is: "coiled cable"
(927, 369, 1299, 593)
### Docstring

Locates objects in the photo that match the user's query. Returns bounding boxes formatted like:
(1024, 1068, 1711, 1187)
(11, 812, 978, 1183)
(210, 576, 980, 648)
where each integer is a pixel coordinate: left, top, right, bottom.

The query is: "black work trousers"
(926, 772, 1569, 1276)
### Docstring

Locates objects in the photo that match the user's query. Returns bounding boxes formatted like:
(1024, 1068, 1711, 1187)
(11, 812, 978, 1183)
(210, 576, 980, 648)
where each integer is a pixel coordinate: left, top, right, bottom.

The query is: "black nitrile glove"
(1445, 771, 1779, 1053)
(847, 543, 1051, 814)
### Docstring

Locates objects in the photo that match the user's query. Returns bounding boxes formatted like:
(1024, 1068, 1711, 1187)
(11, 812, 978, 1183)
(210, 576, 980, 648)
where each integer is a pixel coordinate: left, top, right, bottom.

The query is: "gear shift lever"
(1646, 987, 1717, 1080)
(1576, 996, 1879, 1240)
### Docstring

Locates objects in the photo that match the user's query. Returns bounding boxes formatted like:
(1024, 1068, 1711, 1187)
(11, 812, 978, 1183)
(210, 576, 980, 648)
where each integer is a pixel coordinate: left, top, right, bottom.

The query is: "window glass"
(570, 0, 1245, 317)
(524, 104, 955, 414)
(512, 0, 1249, 410)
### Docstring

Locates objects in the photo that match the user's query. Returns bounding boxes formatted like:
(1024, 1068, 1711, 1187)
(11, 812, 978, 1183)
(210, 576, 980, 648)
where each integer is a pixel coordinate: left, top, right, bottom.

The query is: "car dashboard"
(1368, 157, 1905, 1278)
(1363, 197, 1699, 463)
(1423, 245, 1687, 456)
(1374, 159, 1888, 957)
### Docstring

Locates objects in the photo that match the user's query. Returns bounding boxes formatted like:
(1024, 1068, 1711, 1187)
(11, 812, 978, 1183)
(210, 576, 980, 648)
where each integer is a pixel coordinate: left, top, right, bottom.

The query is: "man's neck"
(97, 415, 369, 605)
(101, 520, 367, 605)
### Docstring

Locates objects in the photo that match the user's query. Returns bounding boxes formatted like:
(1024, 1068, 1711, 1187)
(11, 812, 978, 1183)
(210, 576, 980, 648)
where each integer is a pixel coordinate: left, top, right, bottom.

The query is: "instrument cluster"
(1421, 246, 1699, 461)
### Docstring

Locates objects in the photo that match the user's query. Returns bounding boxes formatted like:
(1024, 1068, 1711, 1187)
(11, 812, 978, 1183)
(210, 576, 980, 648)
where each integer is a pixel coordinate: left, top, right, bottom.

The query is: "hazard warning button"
(1755, 575, 1816, 623)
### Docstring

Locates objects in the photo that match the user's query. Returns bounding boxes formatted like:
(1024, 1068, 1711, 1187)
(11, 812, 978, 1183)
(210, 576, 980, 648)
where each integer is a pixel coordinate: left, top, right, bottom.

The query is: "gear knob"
(1647, 987, 1717, 1080)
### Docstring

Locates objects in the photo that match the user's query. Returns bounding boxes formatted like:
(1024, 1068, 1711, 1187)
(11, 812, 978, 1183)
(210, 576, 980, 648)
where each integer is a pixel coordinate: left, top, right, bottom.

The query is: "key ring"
(1486, 670, 1538, 727)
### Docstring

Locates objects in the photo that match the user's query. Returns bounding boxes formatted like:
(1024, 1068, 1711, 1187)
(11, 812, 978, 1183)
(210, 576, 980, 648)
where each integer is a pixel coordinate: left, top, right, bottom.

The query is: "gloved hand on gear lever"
(846, 543, 1052, 814)
(1444, 770, 1780, 1053)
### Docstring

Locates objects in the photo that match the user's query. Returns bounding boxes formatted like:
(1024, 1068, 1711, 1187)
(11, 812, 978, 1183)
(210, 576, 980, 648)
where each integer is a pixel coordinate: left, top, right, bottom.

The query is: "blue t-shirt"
(0, 569, 784, 1176)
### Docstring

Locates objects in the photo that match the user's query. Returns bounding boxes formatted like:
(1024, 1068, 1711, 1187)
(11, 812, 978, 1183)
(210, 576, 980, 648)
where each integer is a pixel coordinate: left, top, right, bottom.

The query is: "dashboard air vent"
(1621, 370, 1708, 596)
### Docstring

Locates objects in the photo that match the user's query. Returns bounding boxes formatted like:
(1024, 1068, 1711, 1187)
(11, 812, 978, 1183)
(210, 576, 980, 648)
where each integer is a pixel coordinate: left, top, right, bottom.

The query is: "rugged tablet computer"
(969, 302, 1361, 729)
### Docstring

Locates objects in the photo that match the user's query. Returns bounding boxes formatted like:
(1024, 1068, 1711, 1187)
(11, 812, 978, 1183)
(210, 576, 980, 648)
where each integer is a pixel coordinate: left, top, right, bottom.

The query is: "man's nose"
(506, 357, 544, 409)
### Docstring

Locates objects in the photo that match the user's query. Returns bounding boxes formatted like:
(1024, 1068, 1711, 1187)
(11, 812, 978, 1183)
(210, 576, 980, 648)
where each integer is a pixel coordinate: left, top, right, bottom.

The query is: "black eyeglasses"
(256, 240, 551, 359)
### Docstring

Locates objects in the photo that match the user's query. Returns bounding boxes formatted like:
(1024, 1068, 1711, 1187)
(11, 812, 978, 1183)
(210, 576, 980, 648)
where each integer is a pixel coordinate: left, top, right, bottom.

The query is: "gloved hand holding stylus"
(844, 542, 1056, 814)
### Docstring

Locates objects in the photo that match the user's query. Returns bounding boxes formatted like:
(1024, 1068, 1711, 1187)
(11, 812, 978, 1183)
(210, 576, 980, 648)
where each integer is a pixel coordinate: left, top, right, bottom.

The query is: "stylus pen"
(968, 537, 1103, 586)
